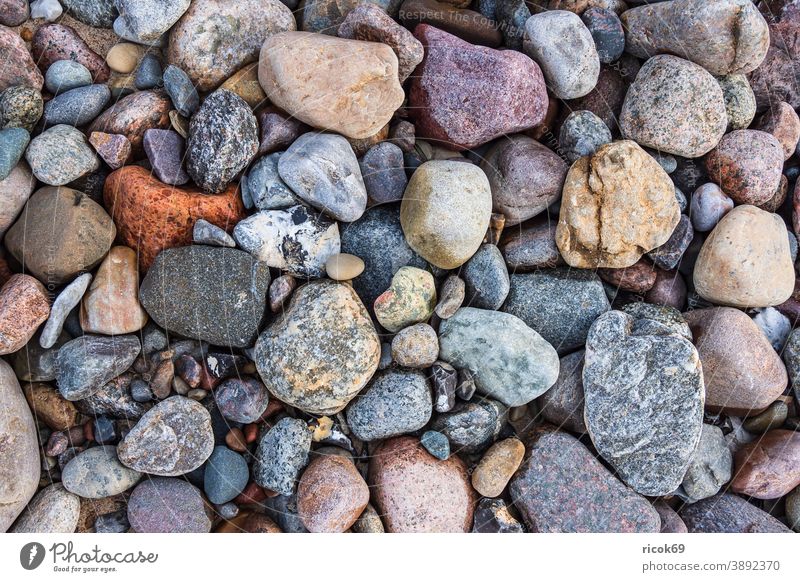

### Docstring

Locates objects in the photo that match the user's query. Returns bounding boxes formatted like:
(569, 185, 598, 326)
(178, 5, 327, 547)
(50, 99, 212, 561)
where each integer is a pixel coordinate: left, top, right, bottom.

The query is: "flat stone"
(31, 23, 110, 83)
(142, 128, 189, 185)
(0, 275, 50, 355)
(374, 266, 436, 333)
(298, 455, 369, 533)
(538, 350, 587, 434)
(10, 484, 80, 533)
(23, 382, 79, 430)
(0, 25, 43, 93)
(219, 62, 266, 109)
(43, 84, 110, 127)
(62, 445, 141, 498)
(253, 417, 311, 496)
(678, 423, 732, 503)
(731, 430, 800, 499)
(325, 253, 365, 281)
(55, 334, 140, 401)
(680, 493, 792, 533)
(204, 446, 248, 505)
(0, 128, 29, 180)
(128, 477, 211, 533)
(558, 110, 612, 163)
(25, 124, 100, 186)
(88, 89, 171, 154)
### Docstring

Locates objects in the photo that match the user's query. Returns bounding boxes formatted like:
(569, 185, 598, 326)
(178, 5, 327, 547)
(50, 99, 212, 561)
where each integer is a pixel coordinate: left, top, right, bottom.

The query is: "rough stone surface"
(471, 438, 525, 498)
(297, 455, 370, 533)
(680, 493, 791, 533)
(0, 161, 35, 237)
(88, 90, 171, 154)
(374, 266, 436, 333)
(10, 484, 80, 534)
(731, 430, 800, 500)
(558, 110, 612, 163)
(538, 350, 587, 434)
(55, 335, 140, 401)
(756, 101, 800, 160)
(31, 23, 110, 83)
(0, 26, 44, 92)
(128, 477, 211, 533)
(0, 275, 50, 355)
(429, 399, 506, 454)
(717, 74, 757, 131)
(26, 124, 100, 186)
(254, 417, 312, 496)
(679, 424, 732, 503)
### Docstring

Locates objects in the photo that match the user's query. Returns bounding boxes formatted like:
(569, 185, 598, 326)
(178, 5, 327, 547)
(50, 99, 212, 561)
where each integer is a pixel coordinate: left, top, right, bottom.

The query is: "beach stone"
(32, 0, 62, 19)
(654, 501, 687, 534)
(0, 86, 42, 131)
(473, 498, 525, 533)
(0, 275, 49, 355)
(325, 253, 364, 281)
(203, 446, 248, 505)
(118, 396, 213, 476)
(254, 417, 312, 496)
(168, 0, 295, 92)
(55, 334, 140, 401)
(420, 430, 450, 460)
(622, 0, 769, 76)
(401, 160, 492, 270)
(689, 183, 734, 232)
(646, 215, 694, 270)
(620, 55, 727, 158)
(23, 383, 79, 430)
(500, 217, 561, 271)
(523, 11, 600, 99)
(509, 430, 660, 532)
(581, 7, 624, 63)
(555, 140, 680, 268)
(431, 361, 457, 413)
(471, 438, 525, 498)
(61, 0, 117, 27)
(538, 350, 586, 433)
(752, 309, 791, 353)
(598, 259, 657, 294)
(391, 324, 438, 368)
(684, 307, 788, 415)
(139, 246, 270, 347)
(255, 280, 380, 415)
(359, 142, 407, 206)
(134, 53, 162, 89)
(104, 166, 245, 272)
(89, 132, 130, 169)
(257, 110, 305, 155)
(0, 128, 27, 180)
(114, 0, 190, 44)
(558, 110, 612, 163)
(730, 430, 800, 499)
(755, 102, 800, 160)
(31, 23, 110, 83)
(400, 0, 500, 44)
(788, 488, 800, 532)
(0, 359, 39, 532)
(214, 377, 269, 424)
(186, 89, 258, 194)
(434, 275, 464, 319)
(75, 373, 147, 419)
(0, 0, 29, 26)
(345, 369, 432, 441)
(717, 74, 757, 131)
(678, 424, 732, 503)
(233, 206, 340, 279)
(15, 331, 66, 381)
(480, 135, 567, 226)
(242, 153, 296, 211)
(128, 478, 211, 533)
(105, 43, 139, 74)
(162, 64, 198, 117)
(370, 436, 475, 533)
(258, 32, 402, 140)
(0, 25, 43, 92)
(142, 128, 188, 185)
(681, 493, 792, 533)
(11, 484, 80, 533)
(219, 63, 266, 109)
(693, 205, 794, 308)
(278, 133, 366, 222)
(374, 266, 436, 333)
(503, 268, 609, 354)
(583, 310, 704, 496)
(43, 84, 110, 127)
(297, 455, 369, 533)
(46, 61, 93, 96)
(409, 25, 546, 150)
(748, 1, 800, 111)
(351, 504, 384, 534)
(641, 269, 689, 309)
(429, 398, 506, 453)
(25, 125, 100, 186)
(88, 89, 171, 154)
(62, 445, 141, 498)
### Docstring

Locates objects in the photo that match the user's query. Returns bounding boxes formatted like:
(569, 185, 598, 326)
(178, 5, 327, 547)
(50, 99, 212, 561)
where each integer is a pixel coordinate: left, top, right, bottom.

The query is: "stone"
(471, 438, 525, 498)
(0, 25, 43, 92)
(409, 25, 547, 150)
(338, 3, 424, 82)
(114, 0, 190, 44)
(258, 32, 402, 139)
(255, 280, 380, 415)
(186, 89, 258, 194)
(523, 11, 600, 99)
(689, 183, 734, 232)
(680, 493, 791, 533)
(25, 125, 100, 186)
(717, 74, 757, 131)
(55, 334, 140, 400)
(538, 350, 587, 434)
(730, 430, 800, 499)
(753, 308, 792, 353)
(134, 54, 162, 89)
(11, 484, 80, 533)
(89, 132, 131, 169)
(162, 64, 198, 117)
(128, 478, 211, 533)
(646, 268, 687, 309)
(62, 445, 141, 498)
(788, 488, 800, 532)
(0, 275, 49, 355)
(233, 206, 340, 279)
(192, 219, 234, 248)
(581, 7, 624, 63)
(31, 23, 110, 83)
(23, 383, 79, 430)
(431, 398, 507, 454)
(374, 266, 436, 333)
(61, 0, 117, 27)
(257, 109, 305, 155)
(678, 424, 732, 503)
(105, 42, 139, 73)
(254, 417, 312, 496)
(32, 0, 62, 19)
(278, 133, 366, 222)
(0, 85, 43, 132)
(214, 377, 269, 424)
(352, 504, 384, 534)
(298, 455, 369, 533)
(391, 324, 438, 368)
(645, 215, 694, 271)
(104, 165, 245, 272)
(430, 361, 457, 413)
(242, 152, 295, 211)
(204, 446, 248, 505)
(0, 128, 28, 180)
(420, 430, 450, 460)
(117, 396, 213, 476)
(15, 330, 66, 381)
(74, 373, 148, 419)
(139, 246, 270, 348)
(345, 369, 432, 441)
(325, 253, 364, 281)
(748, 1, 800, 111)
(555, 140, 680, 268)
(621, 0, 769, 76)
(654, 501, 687, 534)
(359, 142, 407, 207)
(168, 0, 296, 92)
(0, 360, 39, 532)
(558, 110, 612, 163)
(219, 63, 266, 109)
(693, 205, 794, 308)
(435, 275, 464, 319)
(598, 259, 657, 294)
(685, 307, 787, 415)
(756, 101, 800, 160)
(501, 217, 561, 271)
(88, 89, 171, 154)
(399, 0, 501, 47)
(620, 55, 727, 158)
(503, 268, 609, 354)
(0, 0, 29, 25)
(473, 498, 525, 533)
(369, 436, 475, 533)
(142, 128, 188, 185)
(509, 430, 660, 532)
(301, 0, 399, 33)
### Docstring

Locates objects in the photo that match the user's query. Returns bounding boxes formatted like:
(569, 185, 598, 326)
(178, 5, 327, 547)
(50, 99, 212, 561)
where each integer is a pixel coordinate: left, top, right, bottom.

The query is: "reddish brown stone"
(30, 23, 110, 83)
(297, 455, 369, 533)
(103, 166, 246, 272)
(0, 274, 50, 355)
(0, 25, 43, 92)
(409, 25, 547, 150)
(755, 101, 800, 160)
(705, 130, 785, 205)
(369, 436, 476, 533)
(88, 90, 171, 154)
(598, 259, 657, 294)
(257, 109, 307, 156)
(731, 429, 800, 499)
(88, 132, 131, 170)
(559, 64, 627, 133)
(23, 383, 79, 431)
(241, 513, 282, 533)
(748, 1, 800, 111)
(645, 268, 686, 310)
(653, 501, 688, 533)
(399, 0, 502, 47)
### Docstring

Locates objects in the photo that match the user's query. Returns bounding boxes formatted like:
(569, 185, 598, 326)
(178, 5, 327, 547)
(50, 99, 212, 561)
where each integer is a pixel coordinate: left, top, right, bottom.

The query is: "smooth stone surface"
(0, 128, 29, 180)
(420, 430, 450, 460)
(10, 484, 80, 533)
(374, 266, 436, 333)
(689, 183, 733, 232)
(89, 131, 131, 169)
(62, 445, 141, 498)
(25, 124, 100, 186)
(204, 446, 248, 505)
(44, 84, 110, 127)
(297, 455, 369, 533)
(582, 7, 624, 63)
(0, 25, 43, 92)
(254, 417, 312, 496)
(538, 350, 587, 434)
(678, 424, 732, 503)
(214, 377, 269, 424)
(134, 53, 162, 89)
(105, 43, 139, 73)
(325, 253, 364, 281)
(471, 438, 525, 498)
(242, 152, 296, 211)
(193, 218, 235, 247)
(645, 215, 694, 271)
(0, 274, 50, 355)
(501, 217, 562, 271)
(162, 65, 198, 117)
(55, 335, 140, 401)
(558, 110, 612, 163)
(143, 128, 189, 185)
(88, 89, 171, 154)
(680, 493, 791, 533)
(359, 142, 407, 206)
(128, 477, 211, 533)
(30, 23, 109, 84)
(731, 430, 800, 500)
(114, 0, 190, 44)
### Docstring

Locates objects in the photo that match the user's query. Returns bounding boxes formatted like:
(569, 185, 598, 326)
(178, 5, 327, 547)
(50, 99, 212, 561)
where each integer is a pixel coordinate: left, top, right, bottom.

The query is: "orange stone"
(103, 166, 246, 272)
(0, 274, 50, 355)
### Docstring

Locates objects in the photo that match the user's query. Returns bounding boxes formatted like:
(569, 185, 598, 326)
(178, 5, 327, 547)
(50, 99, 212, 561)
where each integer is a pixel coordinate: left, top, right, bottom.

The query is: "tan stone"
(220, 63, 267, 109)
(23, 382, 79, 431)
(325, 253, 364, 281)
(731, 430, 800, 499)
(258, 32, 404, 139)
(0, 274, 50, 355)
(471, 437, 525, 498)
(106, 43, 140, 73)
(693, 205, 794, 308)
(297, 455, 369, 533)
(80, 246, 148, 334)
(556, 140, 679, 268)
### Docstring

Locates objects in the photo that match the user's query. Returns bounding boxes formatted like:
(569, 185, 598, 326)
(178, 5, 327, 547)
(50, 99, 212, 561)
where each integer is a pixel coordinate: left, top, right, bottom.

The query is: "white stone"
(31, 0, 63, 21)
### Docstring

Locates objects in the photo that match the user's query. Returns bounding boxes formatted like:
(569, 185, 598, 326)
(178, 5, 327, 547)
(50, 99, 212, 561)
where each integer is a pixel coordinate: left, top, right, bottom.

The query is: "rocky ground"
(0, 0, 799, 534)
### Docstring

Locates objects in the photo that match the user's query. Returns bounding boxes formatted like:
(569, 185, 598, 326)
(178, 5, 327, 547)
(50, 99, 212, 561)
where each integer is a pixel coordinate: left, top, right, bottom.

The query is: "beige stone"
(80, 246, 148, 334)
(106, 43, 140, 74)
(258, 32, 404, 139)
(693, 205, 794, 308)
(220, 63, 267, 109)
(325, 253, 364, 281)
(555, 140, 680, 268)
(471, 437, 525, 498)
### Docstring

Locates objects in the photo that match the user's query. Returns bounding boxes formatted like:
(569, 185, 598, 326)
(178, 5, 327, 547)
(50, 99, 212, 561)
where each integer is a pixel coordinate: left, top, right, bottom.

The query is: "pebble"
(731, 430, 800, 499)
(254, 417, 311, 496)
(391, 323, 439, 368)
(359, 142, 408, 206)
(142, 128, 189, 185)
(717, 74, 757, 131)
(680, 493, 791, 533)
(374, 266, 436, 333)
(23, 382, 79, 430)
(0, 25, 43, 93)
(409, 25, 546, 149)
(31, 23, 110, 84)
(0, 0, 29, 25)
(193, 218, 234, 248)
(369, 436, 475, 533)
(620, 55, 727, 158)
(705, 130, 783, 205)
(429, 399, 506, 454)
(645, 215, 693, 271)
(748, 2, 800, 110)
(15, 330, 65, 381)
(117, 396, 214, 476)
(204, 446, 249, 505)
(62, 445, 141, 498)
(10, 484, 80, 533)
(0, 128, 28, 180)
(399, 0, 501, 47)
(61, 0, 117, 28)
(352, 504, 384, 534)
(689, 183, 734, 232)
(134, 54, 162, 90)
(431, 361, 457, 413)
(214, 377, 269, 424)
(788, 488, 800, 532)
(74, 373, 148, 420)
(0, 86, 43, 131)
(105, 43, 139, 73)
(89, 132, 131, 169)
(581, 7, 624, 64)
(25, 124, 100, 186)
(139, 246, 270, 348)
(45, 60, 92, 95)
(269, 274, 296, 313)
(162, 64, 198, 118)
(55, 335, 140, 400)
(30, 0, 63, 20)
(434, 275, 465, 319)
(654, 501, 688, 534)
(460, 244, 508, 311)
(501, 217, 561, 271)
(255, 280, 380, 415)
(219, 63, 266, 109)
(128, 477, 211, 533)
(471, 438, 525, 498)
(420, 430, 450, 460)
(685, 307, 788, 415)
(325, 253, 365, 281)
(509, 430, 660, 533)
(257, 110, 305, 156)
(678, 424, 732, 503)
(598, 259, 657, 293)
(523, 11, 600, 99)
(186, 89, 258, 194)
(94, 510, 129, 534)
(693, 205, 794, 308)
(88, 89, 171, 153)
(242, 153, 295, 211)
(752, 308, 792, 352)
(114, 0, 190, 44)
(297, 455, 369, 533)
(558, 110, 612, 163)
(473, 498, 525, 533)
(538, 350, 587, 434)
(80, 246, 147, 334)
(345, 369, 432, 441)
